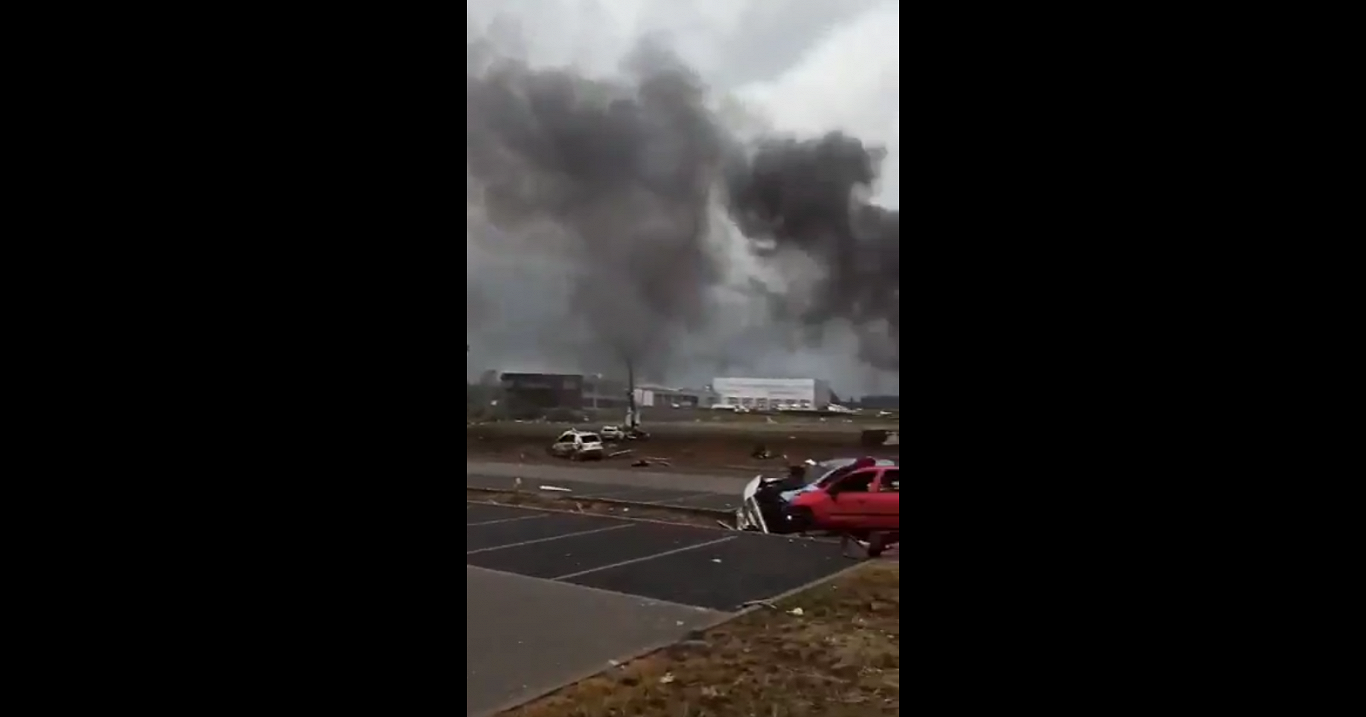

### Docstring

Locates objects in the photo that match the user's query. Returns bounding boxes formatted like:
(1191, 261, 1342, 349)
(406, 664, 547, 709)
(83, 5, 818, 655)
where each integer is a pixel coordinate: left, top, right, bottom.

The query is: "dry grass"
(499, 561, 901, 717)
(467, 490, 734, 530)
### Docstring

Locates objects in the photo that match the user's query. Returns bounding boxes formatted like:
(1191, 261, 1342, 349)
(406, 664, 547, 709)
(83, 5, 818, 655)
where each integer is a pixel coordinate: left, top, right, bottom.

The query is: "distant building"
(636, 384, 718, 408)
(711, 377, 832, 411)
(582, 376, 629, 410)
(499, 372, 585, 411)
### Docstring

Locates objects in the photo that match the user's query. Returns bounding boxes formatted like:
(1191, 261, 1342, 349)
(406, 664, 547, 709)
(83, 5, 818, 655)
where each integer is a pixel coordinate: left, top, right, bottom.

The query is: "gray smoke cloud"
(467, 38, 898, 384)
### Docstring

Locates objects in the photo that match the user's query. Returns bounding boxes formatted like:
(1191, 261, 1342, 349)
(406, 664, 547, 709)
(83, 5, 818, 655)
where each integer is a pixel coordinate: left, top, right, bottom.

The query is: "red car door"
(824, 468, 881, 529)
(868, 467, 900, 529)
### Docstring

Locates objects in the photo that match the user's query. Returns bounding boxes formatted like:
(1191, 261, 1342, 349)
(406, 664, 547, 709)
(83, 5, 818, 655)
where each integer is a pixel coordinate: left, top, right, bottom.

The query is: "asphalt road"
(466, 460, 755, 496)
(467, 471, 742, 511)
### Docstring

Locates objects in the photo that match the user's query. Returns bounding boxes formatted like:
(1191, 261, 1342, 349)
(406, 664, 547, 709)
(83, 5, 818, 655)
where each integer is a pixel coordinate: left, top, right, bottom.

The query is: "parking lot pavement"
(467, 473, 742, 510)
(465, 503, 852, 612)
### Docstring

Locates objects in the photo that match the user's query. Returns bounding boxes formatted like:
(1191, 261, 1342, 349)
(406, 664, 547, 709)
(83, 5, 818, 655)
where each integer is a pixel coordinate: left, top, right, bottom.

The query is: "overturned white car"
(736, 456, 899, 534)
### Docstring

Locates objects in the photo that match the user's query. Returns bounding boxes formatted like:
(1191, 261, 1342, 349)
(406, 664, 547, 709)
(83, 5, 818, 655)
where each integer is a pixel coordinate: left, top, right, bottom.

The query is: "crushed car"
(736, 457, 899, 544)
(547, 429, 605, 461)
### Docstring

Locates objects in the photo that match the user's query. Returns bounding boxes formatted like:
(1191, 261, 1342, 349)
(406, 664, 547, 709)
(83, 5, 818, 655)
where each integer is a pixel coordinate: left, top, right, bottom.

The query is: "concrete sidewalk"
(466, 566, 721, 716)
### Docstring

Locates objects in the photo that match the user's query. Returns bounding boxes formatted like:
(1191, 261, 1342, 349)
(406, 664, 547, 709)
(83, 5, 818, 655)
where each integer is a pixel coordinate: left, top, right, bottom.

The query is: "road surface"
(466, 460, 754, 495)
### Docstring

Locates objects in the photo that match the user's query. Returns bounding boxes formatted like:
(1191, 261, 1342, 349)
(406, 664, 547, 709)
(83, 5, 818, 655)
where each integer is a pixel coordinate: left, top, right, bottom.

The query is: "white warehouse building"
(711, 377, 832, 411)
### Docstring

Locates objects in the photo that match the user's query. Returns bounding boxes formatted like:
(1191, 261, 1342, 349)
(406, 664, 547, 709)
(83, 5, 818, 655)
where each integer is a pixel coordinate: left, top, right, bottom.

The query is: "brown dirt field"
(500, 561, 901, 717)
(467, 423, 900, 473)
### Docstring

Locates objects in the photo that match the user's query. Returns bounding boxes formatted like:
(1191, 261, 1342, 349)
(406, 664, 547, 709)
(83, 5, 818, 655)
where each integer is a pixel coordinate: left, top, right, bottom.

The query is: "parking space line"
(467, 514, 548, 527)
(551, 535, 738, 581)
(466, 523, 635, 555)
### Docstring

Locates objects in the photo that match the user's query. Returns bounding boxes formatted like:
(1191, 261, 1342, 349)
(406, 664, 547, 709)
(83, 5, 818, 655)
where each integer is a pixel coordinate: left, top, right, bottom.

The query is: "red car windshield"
(811, 457, 878, 488)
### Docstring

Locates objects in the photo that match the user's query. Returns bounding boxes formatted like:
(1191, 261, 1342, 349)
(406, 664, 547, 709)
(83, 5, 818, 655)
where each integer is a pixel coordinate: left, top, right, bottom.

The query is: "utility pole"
(624, 354, 638, 432)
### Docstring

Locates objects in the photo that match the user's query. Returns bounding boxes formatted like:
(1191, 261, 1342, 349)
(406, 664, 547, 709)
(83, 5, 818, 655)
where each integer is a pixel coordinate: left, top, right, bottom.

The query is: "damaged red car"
(737, 456, 899, 552)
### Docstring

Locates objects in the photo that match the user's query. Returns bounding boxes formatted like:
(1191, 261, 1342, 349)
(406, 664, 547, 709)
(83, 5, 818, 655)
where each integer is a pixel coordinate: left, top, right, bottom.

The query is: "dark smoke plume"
(467, 40, 899, 378)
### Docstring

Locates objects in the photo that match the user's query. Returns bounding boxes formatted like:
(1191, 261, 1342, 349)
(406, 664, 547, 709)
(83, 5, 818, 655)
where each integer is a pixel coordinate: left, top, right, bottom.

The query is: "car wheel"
(866, 533, 885, 558)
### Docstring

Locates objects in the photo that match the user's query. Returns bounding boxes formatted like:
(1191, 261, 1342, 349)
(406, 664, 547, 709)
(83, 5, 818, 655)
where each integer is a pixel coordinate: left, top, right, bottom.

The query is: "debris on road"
(539, 485, 572, 493)
(607, 449, 634, 459)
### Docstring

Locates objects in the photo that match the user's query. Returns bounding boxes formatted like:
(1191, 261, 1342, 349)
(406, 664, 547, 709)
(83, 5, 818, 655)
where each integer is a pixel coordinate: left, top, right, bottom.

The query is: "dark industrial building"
(499, 372, 585, 413)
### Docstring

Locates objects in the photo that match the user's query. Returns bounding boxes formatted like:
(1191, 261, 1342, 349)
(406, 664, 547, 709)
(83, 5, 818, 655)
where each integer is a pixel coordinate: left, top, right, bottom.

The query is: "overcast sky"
(467, 0, 900, 396)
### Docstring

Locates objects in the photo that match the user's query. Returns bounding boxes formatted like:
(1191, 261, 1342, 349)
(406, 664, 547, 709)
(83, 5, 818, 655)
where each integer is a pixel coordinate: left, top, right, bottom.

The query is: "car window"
(836, 470, 877, 493)
(814, 460, 858, 487)
(555, 432, 575, 443)
(880, 468, 900, 492)
(580, 433, 601, 443)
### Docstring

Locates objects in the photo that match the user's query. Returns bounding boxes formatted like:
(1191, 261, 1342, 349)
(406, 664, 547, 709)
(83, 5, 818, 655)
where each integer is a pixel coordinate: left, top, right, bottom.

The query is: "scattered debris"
(750, 443, 778, 460)
(539, 485, 572, 493)
(739, 600, 778, 610)
(630, 456, 672, 468)
(711, 558, 722, 564)
(658, 673, 676, 685)
(607, 449, 634, 459)
(788, 607, 805, 616)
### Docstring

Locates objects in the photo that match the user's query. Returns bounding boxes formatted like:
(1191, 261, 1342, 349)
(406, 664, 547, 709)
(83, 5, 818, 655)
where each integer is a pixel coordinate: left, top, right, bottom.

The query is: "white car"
(600, 425, 625, 441)
(548, 430, 605, 461)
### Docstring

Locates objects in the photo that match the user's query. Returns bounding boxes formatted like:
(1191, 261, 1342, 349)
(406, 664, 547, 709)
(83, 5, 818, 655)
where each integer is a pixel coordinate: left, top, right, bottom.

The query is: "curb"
(464, 485, 735, 519)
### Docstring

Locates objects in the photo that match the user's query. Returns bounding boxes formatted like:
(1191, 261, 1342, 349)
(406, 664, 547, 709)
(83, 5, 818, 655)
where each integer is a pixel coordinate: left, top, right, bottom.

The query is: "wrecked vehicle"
(600, 425, 625, 441)
(737, 457, 899, 537)
(548, 429, 605, 461)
